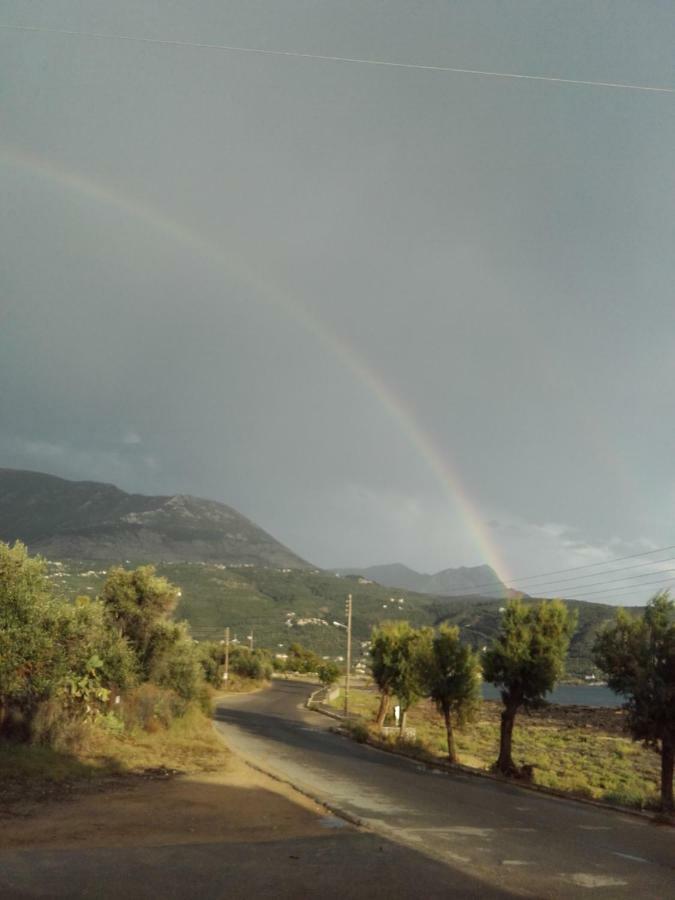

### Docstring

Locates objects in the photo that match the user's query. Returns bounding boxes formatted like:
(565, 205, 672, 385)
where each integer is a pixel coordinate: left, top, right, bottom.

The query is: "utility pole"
(223, 626, 230, 687)
(249, 626, 254, 652)
(344, 594, 352, 717)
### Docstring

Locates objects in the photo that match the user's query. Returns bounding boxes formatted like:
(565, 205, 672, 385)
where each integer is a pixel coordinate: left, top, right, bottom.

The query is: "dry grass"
(0, 705, 230, 815)
(333, 688, 661, 810)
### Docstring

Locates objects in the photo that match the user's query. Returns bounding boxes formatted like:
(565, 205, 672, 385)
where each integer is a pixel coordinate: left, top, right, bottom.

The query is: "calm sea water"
(481, 682, 621, 708)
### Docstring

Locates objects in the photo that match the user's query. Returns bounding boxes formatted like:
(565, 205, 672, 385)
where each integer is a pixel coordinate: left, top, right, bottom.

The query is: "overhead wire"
(1, 23, 674, 94)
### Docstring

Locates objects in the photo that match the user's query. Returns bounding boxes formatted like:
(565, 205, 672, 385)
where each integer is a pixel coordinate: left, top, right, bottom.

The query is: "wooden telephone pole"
(344, 594, 353, 717)
(223, 626, 230, 687)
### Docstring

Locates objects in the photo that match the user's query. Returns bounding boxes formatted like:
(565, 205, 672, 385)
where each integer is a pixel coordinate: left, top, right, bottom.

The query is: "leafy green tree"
(370, 621, 410, 726)
(198, 641, 226, 687)
(0, 542, 64, 738)
(317, 660, 341, 688)
(483, 599, 576, 776)
(390, 625, 429, 732)
(594, 592, 675, 812)
(286, 642, 322, 674)
(56, 596, 136, 710)
(0, 543, 136, 741)
(370, 621, 427, 731)
(151, 625, 205, 704)
(230, 647, 273, 681)
(101, 566, 179, 678)
(420, 625, 481, 763)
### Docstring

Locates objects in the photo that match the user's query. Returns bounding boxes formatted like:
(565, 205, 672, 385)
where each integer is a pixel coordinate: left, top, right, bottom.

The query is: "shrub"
(198, 641, 225, 687)
(230, 647, 273, 681)
(346, 720, 370, 743)
(317, 660, 341, 688)
(151, 633, 205, 703)
(121, 684, 184, 732)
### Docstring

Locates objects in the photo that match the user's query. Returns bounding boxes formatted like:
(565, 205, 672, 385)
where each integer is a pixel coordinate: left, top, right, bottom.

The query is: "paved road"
(214, 681, 675, 899)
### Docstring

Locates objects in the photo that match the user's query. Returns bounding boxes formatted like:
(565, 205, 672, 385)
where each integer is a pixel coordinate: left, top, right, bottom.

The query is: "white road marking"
(502, 860, 532, 867)
(444, 851, 471, 863)
(563, 873, 628, 889)
(612, 852, 648, 864)
(443, 826, 494, 838)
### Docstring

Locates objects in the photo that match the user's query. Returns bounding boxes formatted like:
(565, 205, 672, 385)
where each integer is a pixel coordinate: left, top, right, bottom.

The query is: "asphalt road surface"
(214, 680, 675, 899)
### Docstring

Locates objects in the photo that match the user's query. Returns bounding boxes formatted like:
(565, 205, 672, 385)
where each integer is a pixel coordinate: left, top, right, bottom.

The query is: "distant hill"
(334, 563, 510, 598)
(0, 468, 309, 568)
(48, 560, 630, 678)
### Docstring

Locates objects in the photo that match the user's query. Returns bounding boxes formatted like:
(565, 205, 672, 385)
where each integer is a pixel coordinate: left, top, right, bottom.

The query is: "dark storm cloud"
(2, 2, 674, 601)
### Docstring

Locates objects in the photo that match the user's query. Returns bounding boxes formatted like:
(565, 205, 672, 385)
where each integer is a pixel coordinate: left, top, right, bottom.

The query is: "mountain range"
(334, 563, 509, 598)
(0, 468, 308, 568)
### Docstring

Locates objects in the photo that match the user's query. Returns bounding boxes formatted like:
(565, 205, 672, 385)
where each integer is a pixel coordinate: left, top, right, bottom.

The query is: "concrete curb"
(309, 703, 672, 827)
(306, 688, 346, 721)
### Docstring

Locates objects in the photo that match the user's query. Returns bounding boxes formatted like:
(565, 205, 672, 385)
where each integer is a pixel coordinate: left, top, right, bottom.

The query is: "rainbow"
(1, 145, 510, 583)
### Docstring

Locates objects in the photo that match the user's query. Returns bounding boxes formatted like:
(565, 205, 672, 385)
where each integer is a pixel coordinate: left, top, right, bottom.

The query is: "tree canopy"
(483, 599, 576, 775)
(594, 592, 675, 811)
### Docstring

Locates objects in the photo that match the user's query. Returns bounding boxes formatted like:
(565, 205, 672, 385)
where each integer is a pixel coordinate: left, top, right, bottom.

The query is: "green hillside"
(47, 559, 636, 677)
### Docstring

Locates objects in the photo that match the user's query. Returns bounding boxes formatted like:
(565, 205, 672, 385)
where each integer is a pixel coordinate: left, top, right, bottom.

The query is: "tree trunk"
(443, 704, 457, 764)
(399, 708, 407, 735)
(497, 702, 519, 776)
(661, 737, 674, 813)
(376, 693, 390, 727)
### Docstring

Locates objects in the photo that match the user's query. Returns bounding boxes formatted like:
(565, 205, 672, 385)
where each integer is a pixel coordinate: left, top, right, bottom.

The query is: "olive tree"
(420, 625, 481, 763)
(594, 592, 675, 812)
(0, 542, 64, 738)
(370, 621, 412, 726)
(483, 599, 576, 776)
(101, 566, 179, 679)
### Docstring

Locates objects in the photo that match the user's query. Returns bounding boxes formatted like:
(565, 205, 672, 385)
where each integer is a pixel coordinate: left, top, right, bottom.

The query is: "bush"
(346, 720, 370, 743)
(30, 697, 92, 752)
(198, 641, 225, 687)
(230, 647, 272, 681)
(317, 661, 341, 688)
(151, 634, 205, 703)
(121, 684, 185, 732)
(285, 642, 322, 674)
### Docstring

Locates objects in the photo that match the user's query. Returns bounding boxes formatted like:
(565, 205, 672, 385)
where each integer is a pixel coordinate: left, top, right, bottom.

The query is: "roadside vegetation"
(337, 595, 674, 813)
(0, 542, 265, 806)
(49, 559, 637, 678)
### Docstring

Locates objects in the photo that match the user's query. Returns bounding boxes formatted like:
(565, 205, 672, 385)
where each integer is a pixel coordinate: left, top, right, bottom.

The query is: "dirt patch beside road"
(0, 754, 330, 850)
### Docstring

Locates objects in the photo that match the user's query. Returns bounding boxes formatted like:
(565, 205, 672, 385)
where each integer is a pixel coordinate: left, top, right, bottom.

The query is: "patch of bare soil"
(0, 756, 330, 850)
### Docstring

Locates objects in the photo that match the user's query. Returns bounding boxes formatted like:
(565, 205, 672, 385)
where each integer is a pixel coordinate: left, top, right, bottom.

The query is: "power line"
(2, 24, 674, 94)
(433, 542, 675, 597)
(556, 575, 675, 601)
(503, 558, 675, 595)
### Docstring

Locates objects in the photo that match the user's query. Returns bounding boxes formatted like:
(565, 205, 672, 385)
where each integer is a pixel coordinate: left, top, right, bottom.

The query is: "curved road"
(215, 680, 674, 899)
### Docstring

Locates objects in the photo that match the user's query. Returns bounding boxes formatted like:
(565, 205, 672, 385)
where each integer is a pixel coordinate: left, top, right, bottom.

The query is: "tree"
(370, 621, 410, 726)
(0, 542, 64, 738)
(285, 642, 322, 674)
(483, 599, 576, 776)
(101, 566, 179, 678)
(594, 592, 675, 812)
(391, 625, 429, 732)
(0, 543, 136, 741)
(420, 625, 481, 763)
(317, 660, 341, 689)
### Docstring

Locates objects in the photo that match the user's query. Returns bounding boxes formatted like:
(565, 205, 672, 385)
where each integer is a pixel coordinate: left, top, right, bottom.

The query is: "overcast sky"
(2, 2, 674, 603)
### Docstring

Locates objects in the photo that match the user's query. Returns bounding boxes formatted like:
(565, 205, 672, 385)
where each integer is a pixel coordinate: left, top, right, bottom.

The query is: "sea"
(481, 683, 621, 708)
